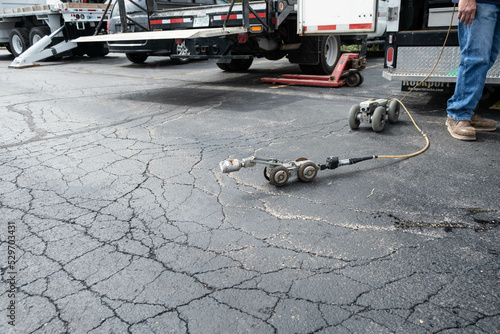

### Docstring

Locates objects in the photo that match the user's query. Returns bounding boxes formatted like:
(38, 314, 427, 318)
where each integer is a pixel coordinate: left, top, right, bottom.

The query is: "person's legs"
(470, 4, 500, 132)
(447, 3, 499, 121)
(446, 3, 499, 140)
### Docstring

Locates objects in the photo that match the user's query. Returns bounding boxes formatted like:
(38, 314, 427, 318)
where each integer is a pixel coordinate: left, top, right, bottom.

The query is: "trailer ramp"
(74, 27, 248, 43)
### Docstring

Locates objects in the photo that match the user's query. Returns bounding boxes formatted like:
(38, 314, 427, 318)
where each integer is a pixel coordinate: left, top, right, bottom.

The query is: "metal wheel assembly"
(298, 162, 318, 182)
(269, 166, 290, 187)
(351, 98, 398, 132)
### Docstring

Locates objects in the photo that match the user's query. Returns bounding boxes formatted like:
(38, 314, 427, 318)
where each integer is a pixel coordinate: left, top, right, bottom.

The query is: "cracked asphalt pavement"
(1, 49, 499, 333)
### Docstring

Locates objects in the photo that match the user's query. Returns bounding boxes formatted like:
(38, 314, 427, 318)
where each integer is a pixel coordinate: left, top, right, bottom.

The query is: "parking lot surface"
(1, 49, 499, 333)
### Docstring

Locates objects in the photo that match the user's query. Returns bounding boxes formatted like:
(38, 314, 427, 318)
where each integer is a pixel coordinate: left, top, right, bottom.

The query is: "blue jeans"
(447, 3, 500, 121)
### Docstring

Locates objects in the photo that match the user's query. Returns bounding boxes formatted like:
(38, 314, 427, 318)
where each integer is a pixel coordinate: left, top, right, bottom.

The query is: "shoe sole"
(447, 125, 476, 140)
(473, 126, 497, 132)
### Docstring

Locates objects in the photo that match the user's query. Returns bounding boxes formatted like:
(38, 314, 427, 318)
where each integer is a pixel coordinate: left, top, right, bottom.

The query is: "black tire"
(9, 28, 30, 57)
(216, 58, 253, 72)
(298, 64, 316, 74)
(29, 26, 51, 46)
(263, 167, 271, 181)
(171, 41, 190, 65)
(348, 104, 361, 130)
(264, 50, 286, 61)
(346, 72, 363, 87)
(304, 35, 341, 75)
(126, 53, 148, 64)
(371, 106, 386, 132)
(85, 43, 109, 58)
(216, 62, 230, 71)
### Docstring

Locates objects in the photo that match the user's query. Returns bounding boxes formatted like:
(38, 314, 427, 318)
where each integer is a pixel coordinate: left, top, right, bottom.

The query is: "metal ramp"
(9, 26, 76, 68)
(74, 27, 248, 44)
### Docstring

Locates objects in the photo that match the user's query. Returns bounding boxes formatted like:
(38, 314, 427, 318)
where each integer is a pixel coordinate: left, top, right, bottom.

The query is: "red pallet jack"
(261, 53, 366, 87)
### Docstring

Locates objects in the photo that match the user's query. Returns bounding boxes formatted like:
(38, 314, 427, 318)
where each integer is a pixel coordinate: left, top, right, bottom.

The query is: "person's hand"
(458, 0, 477, 25)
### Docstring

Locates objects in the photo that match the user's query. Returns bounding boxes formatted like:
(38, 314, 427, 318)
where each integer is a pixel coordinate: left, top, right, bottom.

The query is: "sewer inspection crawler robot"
(219, 98, 429, 187)
(219, 155, 377, 187)
(349, 98, 400, 132)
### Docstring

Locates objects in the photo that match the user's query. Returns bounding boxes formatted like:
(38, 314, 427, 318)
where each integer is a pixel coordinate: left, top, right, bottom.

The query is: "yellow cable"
(378, 98, 430, 159)
(378, 4, 456, 160)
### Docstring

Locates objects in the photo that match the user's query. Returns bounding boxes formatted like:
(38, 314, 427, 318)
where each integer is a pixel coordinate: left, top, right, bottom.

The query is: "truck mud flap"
(287, 36, 319, 65)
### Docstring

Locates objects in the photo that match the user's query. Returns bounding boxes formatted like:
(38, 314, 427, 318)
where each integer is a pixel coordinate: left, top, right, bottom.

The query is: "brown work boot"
(470, 114, 497, 131)
(446, 117, 476, 141)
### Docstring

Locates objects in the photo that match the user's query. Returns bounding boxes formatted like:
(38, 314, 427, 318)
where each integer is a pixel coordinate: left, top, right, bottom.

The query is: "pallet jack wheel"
(349, 104, 361, 130)
(298, 162, 318, 182)
(372, 106, 386, 132)
(269, 166, 289, 187)
(346, 72, 363, 87)
(387, 100, 400, 123)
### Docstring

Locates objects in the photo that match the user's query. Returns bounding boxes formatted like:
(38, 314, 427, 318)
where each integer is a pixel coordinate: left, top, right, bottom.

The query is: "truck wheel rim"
(32, 34, 42, 45)
(325, 36, 338, 66)
(12, 35, 23, 55)
(176, 42, 190, 56)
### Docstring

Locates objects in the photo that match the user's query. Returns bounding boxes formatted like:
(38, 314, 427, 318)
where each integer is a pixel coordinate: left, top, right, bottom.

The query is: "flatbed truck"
(1, 0, 110, 67)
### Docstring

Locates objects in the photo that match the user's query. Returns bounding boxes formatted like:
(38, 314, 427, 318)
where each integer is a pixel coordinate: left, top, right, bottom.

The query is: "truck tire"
(9, 28, 30, 57)
(85, 43, 109, 58)
(5, 43, 13, 55)
(264, 50, 286, 61)
(126, 53, 148, 64)
(29, 27, 51, 46)
(216, 58, 253, 72)
(299, 35, 340, 75)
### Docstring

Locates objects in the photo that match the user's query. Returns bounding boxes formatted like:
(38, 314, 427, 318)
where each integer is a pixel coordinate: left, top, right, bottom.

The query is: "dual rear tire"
(8, 26, 107, 58)
(8, 28, 30, 57)
(8, 27, 51, 57)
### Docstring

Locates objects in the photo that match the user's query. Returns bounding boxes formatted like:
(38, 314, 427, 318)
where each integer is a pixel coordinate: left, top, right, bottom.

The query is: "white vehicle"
(77, 0, 386, 75)
(0, 0, 110, 67)
(383, 0, 500, 93)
